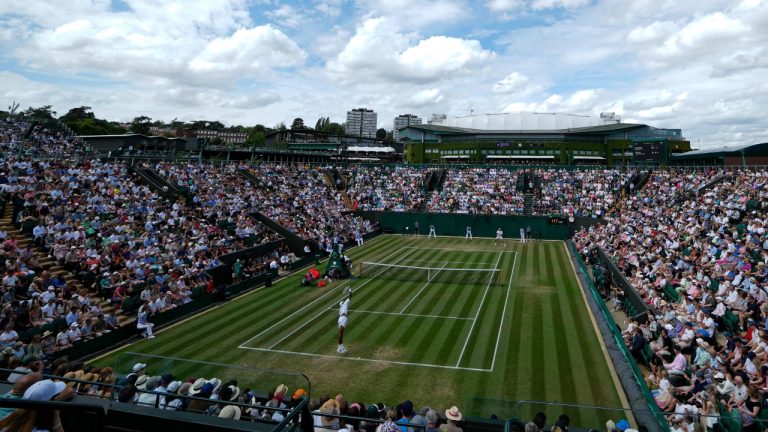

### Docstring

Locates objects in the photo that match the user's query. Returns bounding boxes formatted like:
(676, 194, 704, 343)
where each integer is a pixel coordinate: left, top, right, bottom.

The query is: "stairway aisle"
(0, 205, 129, 326)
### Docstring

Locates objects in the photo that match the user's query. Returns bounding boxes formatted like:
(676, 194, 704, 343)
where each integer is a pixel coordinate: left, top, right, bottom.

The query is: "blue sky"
(1, 0, 767, 147)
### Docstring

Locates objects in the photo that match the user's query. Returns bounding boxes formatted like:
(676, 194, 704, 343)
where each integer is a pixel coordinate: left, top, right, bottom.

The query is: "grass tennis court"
(97, 235, 624, 425)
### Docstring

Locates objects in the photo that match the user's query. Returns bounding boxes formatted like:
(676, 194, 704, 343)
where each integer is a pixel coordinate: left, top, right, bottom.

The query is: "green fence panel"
(356, 211, 569, 240)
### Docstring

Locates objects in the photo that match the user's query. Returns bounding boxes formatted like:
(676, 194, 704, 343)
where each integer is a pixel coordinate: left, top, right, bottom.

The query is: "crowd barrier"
(566, 241, 667, 432)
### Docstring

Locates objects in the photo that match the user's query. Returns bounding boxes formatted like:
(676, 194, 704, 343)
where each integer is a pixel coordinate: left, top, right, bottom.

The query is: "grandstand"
(1, 112, 768, 432)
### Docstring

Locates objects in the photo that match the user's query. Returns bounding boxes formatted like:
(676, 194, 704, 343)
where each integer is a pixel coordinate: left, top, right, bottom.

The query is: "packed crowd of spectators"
(0, 357, 479, 432)
(427, 168, 525, 214)
(243, 164, 377, 245)
(344, 166, 426, 212)
(575, 168, 768, 430)
(152, 162, 283, 246)
(531, 169, 632, 218)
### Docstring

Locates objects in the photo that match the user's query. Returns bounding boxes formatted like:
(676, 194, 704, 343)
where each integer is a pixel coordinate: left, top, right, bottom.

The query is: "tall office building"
(345, 108, 378, 138)
(393, 114, 422, 141)
(427, 113, 447, 125)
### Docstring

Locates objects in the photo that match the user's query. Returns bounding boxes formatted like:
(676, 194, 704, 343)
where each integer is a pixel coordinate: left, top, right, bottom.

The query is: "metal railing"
(566, 241, 669, 431)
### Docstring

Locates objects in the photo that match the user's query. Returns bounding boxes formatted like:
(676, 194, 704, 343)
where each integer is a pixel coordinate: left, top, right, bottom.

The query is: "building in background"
(399, 116, 689, 166)
(427, 113, 447, 125)
(196, 129, 247, 145)
(345, 108, 378, 138)
(393, 114, 422, 141)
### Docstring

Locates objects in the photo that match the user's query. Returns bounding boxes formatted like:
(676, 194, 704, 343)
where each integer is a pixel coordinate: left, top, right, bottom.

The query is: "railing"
(0, 365, 310, 432)
(566, 241, 668, 432)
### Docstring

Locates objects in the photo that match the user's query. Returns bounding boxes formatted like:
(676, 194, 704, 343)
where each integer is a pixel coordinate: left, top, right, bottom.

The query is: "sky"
(1, 0, 767, 147)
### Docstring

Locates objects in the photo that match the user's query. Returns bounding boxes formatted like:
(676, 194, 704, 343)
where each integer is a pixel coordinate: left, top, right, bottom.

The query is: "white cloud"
(356, 0, 467, 28)
(264, 4, 308, 29)
(656, 12, 748, 58)
(486, 0, 524, 12)
(626, 20, 676, 43)
(312, 26, 352, 59)
(6, 0, 305, 89)
(492, 72, 542, 95)
(314, 0, 345, 16)
(530, 0, 591, 10)
(189, 26, 307, 77)
(410, 88, 445, 107)
(328, 17, 494, 84)
(1, 0, 768, 148)
(485, 0, 589, 14)
(711, 47, 768, 77)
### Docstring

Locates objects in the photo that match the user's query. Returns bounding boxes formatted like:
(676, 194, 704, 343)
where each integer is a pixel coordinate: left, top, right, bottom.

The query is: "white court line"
(238, 345, 492, 372)
(490, 251, 518, 371)
(328, 307, 473, 321)
(399, 261, 448, 314)
(237, 245, 416, 349)
(415, 247, 518, 253)
(401, 259, 484, 265)
(264, 247, 420, 350)
(455, 250, 504, 367)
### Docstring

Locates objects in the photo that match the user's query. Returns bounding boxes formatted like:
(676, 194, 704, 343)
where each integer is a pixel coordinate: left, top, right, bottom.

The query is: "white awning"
(573, 156, 606, 160)
(487, 155, 555, 159)
(347, 146, 395, 153)
(441, 155, 470, 159)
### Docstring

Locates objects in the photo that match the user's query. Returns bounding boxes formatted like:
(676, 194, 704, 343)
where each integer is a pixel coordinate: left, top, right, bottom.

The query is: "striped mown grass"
(96, 235, 624, 427)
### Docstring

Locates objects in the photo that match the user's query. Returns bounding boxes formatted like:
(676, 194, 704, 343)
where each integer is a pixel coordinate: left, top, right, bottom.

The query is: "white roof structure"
(436, 112, 615, 131)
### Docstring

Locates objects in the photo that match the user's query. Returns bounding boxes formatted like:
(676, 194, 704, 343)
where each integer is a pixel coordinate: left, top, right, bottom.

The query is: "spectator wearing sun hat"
(0, 372, 43, 420)
(0, 378, 73, 431)
(162, 381, 184, 411)
(219, 405, 242, 421)
(187, 380, 215, 413)
(442, 406, 463, 432)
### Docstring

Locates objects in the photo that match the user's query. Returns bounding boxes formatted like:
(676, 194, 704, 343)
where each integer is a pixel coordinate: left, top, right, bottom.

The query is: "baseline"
(237, 246, 416, 349)
(257, 247, 420, 350)
(237, 345, 492, 372)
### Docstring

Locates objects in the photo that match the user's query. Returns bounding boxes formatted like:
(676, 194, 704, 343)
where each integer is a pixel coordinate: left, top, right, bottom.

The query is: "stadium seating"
(7, 113, 768, 431)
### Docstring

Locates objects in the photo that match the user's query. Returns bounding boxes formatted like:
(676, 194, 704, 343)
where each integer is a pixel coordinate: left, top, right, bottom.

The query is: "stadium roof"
(400, 123, 647, 135)
(672, 142, 768, 159)
(79, 133, 187, 141)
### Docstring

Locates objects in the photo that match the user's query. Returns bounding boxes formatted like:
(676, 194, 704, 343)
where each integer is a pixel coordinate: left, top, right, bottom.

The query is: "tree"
(129, 116, 152, 135)
(291, 118, 306, 130)
(315, 117, 331, 130)
(275, 122, 287, 132)
(385, 131, 394, 141)
(170, 118, 187, 129)
(59, 107, 124, 135)
(321, 122, 345, 136)
(24, 105, 56, 120)
(376, 128, 387, 139)
(246, 130, 265, 148)
(59, 106, 95, 123)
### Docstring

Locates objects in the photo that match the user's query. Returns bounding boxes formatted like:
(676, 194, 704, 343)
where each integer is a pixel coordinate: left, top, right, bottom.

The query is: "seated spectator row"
(344, 165, 427, 212)
(575, 168, 768, 430)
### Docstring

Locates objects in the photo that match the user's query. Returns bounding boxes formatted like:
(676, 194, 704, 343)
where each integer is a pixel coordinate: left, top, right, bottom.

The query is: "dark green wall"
(356, 211, 570, 240)
(406, 140, 633, 165)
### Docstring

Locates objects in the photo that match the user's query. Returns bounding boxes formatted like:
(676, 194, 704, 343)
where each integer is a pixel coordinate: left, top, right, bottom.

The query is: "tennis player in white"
(495, 228, 507, 247)
(337, 288, 352, 353)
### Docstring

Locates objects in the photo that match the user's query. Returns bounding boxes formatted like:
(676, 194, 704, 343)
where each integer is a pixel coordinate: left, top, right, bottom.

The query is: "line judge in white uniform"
(337, 288, 352, 354)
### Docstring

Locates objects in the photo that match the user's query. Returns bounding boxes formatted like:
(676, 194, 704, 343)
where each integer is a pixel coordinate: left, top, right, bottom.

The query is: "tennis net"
(358, 261, 503, 286)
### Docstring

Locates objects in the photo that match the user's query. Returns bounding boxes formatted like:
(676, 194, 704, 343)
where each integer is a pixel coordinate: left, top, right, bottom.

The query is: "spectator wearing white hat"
(442, 406, 463, 432)
(0, 378, 73, 432)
